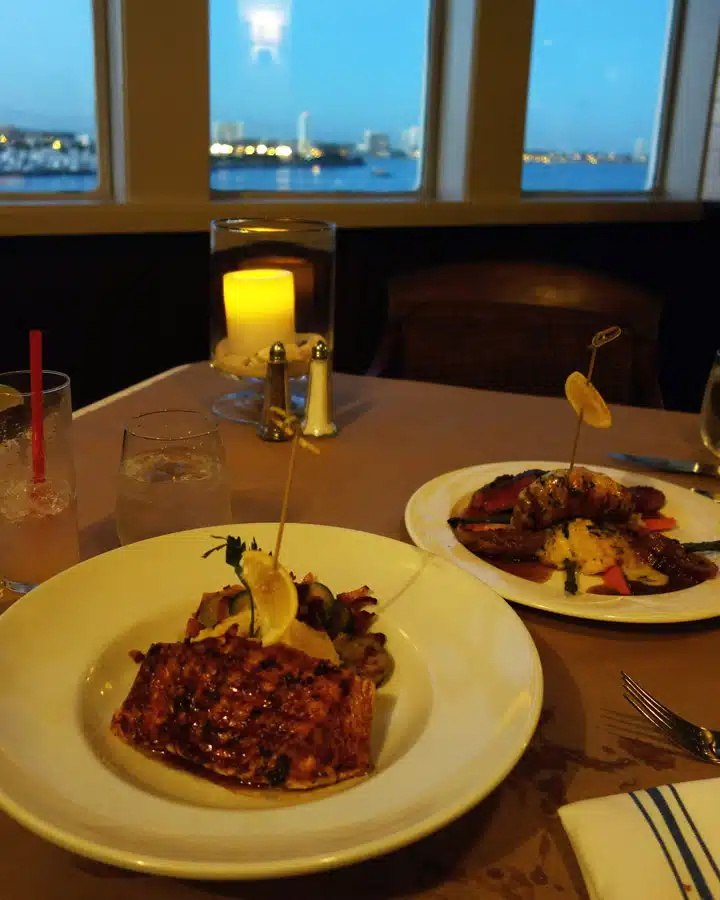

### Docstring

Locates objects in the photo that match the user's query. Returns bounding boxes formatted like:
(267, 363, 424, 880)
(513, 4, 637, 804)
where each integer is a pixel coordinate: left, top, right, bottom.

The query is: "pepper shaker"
(302, 339, 338, 438)
(257, 342, 290, 441)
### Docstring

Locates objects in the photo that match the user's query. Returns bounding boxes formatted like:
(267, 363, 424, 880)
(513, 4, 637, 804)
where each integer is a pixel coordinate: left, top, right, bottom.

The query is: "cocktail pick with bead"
(566, 326, 622, 471)
(268, 407, 320, 569)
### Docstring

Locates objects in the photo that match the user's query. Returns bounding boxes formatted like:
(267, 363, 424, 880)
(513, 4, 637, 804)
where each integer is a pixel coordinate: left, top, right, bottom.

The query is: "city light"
(267, 147, 276, 155)
(210, 142, 234, 156)
(244, 145, 256, 155)
(51, 139, 62, 150)
(0, 135, 6, 144)
(275, 144, 292, 158)
(256, 143, 268, 155)
(241, 1, 291, 61)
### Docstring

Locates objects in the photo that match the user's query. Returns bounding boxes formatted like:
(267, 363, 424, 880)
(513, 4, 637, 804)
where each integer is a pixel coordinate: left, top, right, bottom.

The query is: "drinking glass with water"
(700, 350, 720, 458)
(115, 410, 233, 545)
(0, 370, 80, 593)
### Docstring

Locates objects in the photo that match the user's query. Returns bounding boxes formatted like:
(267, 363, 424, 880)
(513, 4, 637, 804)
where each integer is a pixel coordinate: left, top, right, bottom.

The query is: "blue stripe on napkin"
(629, 792, 687, 898)
(646, 787, 714, 900)
(667, 783, 720, 883)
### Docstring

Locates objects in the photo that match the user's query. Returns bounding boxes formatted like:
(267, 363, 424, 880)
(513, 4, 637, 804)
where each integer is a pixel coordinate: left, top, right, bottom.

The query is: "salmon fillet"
(111, 630, 375, 790)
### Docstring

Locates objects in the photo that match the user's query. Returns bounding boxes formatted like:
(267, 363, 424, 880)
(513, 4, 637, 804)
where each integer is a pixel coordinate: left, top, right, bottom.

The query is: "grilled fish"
(112, 630, 375, 790)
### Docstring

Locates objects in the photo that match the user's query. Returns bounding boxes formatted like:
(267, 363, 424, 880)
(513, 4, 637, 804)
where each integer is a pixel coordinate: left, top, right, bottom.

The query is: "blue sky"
(0, 0, 674, 153)
(526, 0, 673, 152)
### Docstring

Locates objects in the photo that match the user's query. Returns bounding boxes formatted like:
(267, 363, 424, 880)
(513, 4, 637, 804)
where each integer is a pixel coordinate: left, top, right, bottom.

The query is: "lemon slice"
(0, 385, 23, 414)
(280, 619, 339, 663)
(240, 549, 299, 645)
(565, 371, 612, 428)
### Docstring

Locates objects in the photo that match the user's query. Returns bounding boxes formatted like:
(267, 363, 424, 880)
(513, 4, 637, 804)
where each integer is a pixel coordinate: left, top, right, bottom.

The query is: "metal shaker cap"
(311, 339, 329, 361)
(269, 342, 287, 363)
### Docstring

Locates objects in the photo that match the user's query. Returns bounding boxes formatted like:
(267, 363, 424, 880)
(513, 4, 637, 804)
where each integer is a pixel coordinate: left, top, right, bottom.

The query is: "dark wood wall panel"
(0, 212, 717, 412)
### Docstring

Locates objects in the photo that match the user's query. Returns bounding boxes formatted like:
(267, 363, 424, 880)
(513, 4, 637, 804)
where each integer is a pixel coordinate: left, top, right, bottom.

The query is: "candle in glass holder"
(222, 269, 296, 358)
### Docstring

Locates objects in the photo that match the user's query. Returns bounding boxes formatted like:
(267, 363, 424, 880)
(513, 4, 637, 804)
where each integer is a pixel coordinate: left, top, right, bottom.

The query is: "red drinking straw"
(29, 330, 46, 484)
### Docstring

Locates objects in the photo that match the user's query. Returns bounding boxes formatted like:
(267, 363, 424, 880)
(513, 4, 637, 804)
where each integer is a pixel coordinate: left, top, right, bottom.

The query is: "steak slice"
(111, 631, 375, 790)
(467, 469, 547, 517)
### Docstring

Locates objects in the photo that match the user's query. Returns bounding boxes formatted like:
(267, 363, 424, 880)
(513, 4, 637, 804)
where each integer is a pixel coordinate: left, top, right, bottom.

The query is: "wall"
(0, 212, 717, 412)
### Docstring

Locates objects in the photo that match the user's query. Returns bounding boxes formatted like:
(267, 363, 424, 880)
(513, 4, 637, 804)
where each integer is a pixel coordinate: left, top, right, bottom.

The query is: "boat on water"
(371, 168, 391, 177)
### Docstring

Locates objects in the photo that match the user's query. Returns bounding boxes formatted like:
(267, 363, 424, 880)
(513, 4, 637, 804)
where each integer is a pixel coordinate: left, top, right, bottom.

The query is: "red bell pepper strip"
(602, 565, 631, 596)
(641, 516, 677, 532)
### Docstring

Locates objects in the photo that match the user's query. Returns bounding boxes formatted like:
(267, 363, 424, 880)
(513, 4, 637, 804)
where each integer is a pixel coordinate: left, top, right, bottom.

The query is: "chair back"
(373, 261, 663, 407)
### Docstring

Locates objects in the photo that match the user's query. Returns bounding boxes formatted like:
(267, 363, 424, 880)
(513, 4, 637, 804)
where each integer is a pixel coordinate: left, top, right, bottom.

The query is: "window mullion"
(464, 1, 535, 203)
(663, 0, 720, 199)
(91, 0, 112, 199)
(109, 0, 209, 205)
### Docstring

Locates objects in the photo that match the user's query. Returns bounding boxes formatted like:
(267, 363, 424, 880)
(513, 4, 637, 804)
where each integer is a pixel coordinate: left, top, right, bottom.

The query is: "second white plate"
(405, 460, 720, 624)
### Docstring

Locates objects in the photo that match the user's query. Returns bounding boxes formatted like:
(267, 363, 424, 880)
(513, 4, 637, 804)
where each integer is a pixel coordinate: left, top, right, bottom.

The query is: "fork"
(622, 671, 720, 765)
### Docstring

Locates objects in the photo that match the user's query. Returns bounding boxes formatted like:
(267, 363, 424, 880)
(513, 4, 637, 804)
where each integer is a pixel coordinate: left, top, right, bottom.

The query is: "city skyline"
(1, 0, 673, 154)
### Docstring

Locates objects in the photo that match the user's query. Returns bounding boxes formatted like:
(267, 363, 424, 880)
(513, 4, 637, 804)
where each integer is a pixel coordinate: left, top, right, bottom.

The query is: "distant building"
(358, 130, 391, 157)
(212, 121, 244, 143)
(297, 111, 311, 157)
(633, 137, 648, 162)
(400, 125, 422, 157)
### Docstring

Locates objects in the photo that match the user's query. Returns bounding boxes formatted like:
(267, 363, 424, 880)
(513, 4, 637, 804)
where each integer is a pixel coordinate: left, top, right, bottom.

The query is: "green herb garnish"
(563, 559, 579, 595)
(202, 536, 259, 637)
(682, 540, 720, 553)
(447, 511, 513, 528)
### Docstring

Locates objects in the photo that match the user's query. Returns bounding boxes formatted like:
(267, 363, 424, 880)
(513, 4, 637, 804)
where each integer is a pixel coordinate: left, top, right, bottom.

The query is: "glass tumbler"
(115, 409, 233, 545)
(700, 349, 720, 457)
(0, 370, 80, 593)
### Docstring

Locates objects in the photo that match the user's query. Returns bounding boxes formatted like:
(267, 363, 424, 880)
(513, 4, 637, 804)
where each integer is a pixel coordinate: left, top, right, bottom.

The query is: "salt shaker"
(302, 339, 338, 437)
(257, 342, 290, 441)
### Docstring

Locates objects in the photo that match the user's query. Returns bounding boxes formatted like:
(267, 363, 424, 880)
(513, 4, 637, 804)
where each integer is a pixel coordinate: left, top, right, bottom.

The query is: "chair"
(368, 261, 664, 407)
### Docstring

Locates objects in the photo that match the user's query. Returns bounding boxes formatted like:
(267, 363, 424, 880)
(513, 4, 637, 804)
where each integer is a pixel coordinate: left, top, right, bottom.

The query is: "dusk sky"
(0, 0, 673, 153)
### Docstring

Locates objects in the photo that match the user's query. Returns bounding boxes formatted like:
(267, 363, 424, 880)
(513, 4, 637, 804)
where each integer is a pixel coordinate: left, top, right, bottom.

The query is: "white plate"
(0, 523, 542, 880)
(405, 461, 720, 624)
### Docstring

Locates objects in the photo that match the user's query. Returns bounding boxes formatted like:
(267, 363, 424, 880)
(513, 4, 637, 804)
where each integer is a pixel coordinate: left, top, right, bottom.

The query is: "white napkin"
(559, 778, 720, 900)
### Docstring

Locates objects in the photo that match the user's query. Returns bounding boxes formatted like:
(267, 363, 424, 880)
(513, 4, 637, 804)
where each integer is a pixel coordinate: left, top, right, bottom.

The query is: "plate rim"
(0, 522, 544, 880)
(405, 460, 720, 625)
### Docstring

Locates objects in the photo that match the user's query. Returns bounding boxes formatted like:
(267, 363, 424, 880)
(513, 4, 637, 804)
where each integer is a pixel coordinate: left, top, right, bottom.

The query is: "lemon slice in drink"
(565, 371, 612, 428)
(241, 549, 299, 646)
(0, 385, 23, 413)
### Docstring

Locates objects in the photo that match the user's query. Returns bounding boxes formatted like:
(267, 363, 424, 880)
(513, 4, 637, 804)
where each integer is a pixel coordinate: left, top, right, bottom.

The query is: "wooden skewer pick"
(568, 326, 622, 472)
(268, 406, 320, 569)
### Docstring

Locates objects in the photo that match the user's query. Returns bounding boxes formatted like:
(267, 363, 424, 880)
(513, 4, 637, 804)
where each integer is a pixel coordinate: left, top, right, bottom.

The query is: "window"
(523, 0, 676, 193)
(0, 0, 99, 195)
(209, 0, 432, 194)
(2, 0, 718, 234)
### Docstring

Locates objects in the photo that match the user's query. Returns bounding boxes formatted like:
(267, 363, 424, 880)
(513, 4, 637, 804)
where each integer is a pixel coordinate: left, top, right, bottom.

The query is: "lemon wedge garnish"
(240, 549, 299, 646)
(0, 385, 23, 414)
(565, 371, 612, 428)
(280, 619, 339, 663)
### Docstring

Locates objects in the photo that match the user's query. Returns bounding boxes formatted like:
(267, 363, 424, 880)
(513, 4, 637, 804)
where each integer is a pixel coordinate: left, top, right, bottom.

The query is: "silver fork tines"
(622, 671, 720, 766)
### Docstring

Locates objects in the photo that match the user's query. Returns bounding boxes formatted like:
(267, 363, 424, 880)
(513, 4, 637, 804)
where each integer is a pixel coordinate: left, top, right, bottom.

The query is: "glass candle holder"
(210, 217, 336, 424)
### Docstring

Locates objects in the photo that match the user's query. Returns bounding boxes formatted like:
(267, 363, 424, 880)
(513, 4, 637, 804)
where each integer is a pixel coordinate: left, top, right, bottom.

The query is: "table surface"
(3, 363, 720, 900)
